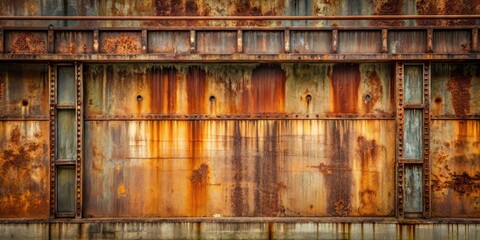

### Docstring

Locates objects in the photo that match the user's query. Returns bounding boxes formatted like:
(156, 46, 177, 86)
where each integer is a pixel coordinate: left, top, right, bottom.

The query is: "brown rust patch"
(364, 69, 382, 113)
(241, 65, 286, 114)
(357, 136, 379, 214)
(148, 67, 177, 114)
(191, 163, 209, 184)
(102, 34, 141, 54)
(185, 0, 199, 16)
(0, 76, 4, 105)
(0, 126, 48, 217)
(416, 0, 479, 26)
(186, 67, 207, 114)
(309, 163, 333, 174)
(325, 121, 353, 216)
(434, 172, 480, 196)
(447, 68, 472, 116)
(9, 32, 46, 54)
(371, 0, 404, 26)
(330, 64, 361, 114)
(232, 121, 246, 216)
(254, 121, 279, 217)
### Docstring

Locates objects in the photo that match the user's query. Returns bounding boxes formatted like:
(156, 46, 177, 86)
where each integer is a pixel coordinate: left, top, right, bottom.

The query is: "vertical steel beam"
(427, 29, 433, 53)
(48, 25, 54, 53)
(48, 64, 57, 218)
(472, 28, 478, 53)
(141, 29, 147, 54)
(189, 30, 196, 53)
(75, 62, 83, 218)
(332, 29, 338, 53)
(93, 29, 99, 53)
(237, 30, 243, 53)
(396, 62, 405, 218)
(382, 29, 388, 53)
(0, 27, 4, 53)
(284, 29, 290, 53)
(423, 62, 431, 218)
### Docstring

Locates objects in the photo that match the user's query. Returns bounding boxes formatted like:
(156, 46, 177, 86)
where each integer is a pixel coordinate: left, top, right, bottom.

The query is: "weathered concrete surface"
(1, 220, 480, 239)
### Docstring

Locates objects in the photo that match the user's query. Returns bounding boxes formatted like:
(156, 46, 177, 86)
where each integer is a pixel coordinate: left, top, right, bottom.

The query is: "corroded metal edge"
(48, 64, 56, 218)
(75, 62, 83, 218)
(0, 53, 478, 62)
(396, 62, 404, 219)
(84, 114, 396, 121)
(1, 217, 480, 224)
(423, 62, 431, 218)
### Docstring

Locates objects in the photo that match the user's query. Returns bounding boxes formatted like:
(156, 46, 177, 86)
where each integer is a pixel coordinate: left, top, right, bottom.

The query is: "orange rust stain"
(447, 69, 472, 116)
(364, 69, 382, 113)
(357, 136, 379, 214)
(148, 67, 177, 114)
(188, 121, 208, 216)
(416, 0, 479, 26)
(231, 121, 245, 216)
(186, 67, 207, 114)
(325, 121, 352, 217)
(330, 64, 361, 114)
(0, 126, 48, 218)
(9, 32, 46, 54)
(254, 121, 279, 217)
(185, 0, 199, 16)
(371, 0, 404, 26)
(102, 34, 141, 54)
(241, 65, 286, 114)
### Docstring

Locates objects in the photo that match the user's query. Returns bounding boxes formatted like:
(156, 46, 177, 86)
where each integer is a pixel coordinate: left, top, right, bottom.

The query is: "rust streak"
(447, 68, 472, 116)
(331, 64, 361, 114)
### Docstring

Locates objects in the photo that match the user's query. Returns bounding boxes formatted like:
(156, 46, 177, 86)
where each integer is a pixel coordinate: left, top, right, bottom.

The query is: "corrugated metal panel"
(243, 31, 284, 54)
(338, 31, 381, 54)
(0, 121, 49, 218)
(84, 119, 395, 217)
(147, 31, 190, 54)
(290, 31, 331, 53)
(434, 30, 471, 54)
(388, 31, 427, 54)
(431, 120, 480, 217)
(55, 31, 93, 54)
(197, 31, 237, 54)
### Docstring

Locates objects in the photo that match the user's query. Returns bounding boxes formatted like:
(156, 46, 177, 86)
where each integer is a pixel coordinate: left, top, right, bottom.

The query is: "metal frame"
(75, 62, 83, 218)
(395, 62, 405, 218)
(423, 62, 431, 218)
(48, 64, 56, 218)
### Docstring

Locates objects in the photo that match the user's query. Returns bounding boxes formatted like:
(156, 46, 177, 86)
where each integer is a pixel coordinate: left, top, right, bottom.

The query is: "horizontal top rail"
(0, 15, 479, 21)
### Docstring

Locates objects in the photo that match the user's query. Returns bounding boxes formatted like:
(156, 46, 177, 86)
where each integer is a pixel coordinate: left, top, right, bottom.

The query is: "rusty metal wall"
(0, 64, 50, 218)
(81, 63, 395, 217)
(431, 63, 480, 217)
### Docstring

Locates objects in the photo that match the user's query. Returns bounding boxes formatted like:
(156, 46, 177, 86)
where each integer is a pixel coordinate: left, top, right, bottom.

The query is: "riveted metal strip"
(48, 64, 57, 218)
(423, 62, 431, 218)
(396, 62, 404, 218)
(75, 62, 83, 218)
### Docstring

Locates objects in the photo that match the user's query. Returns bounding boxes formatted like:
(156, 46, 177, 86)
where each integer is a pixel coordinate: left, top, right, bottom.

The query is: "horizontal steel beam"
(1, 15, 480, 21)
(84, 113, 396, 121)
(0, 53, 478, 62)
